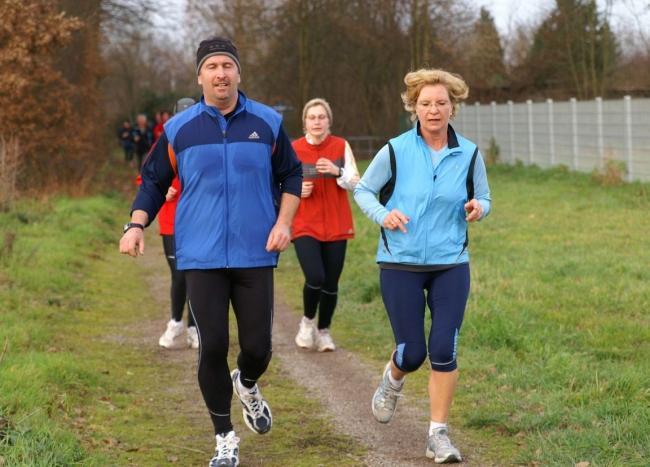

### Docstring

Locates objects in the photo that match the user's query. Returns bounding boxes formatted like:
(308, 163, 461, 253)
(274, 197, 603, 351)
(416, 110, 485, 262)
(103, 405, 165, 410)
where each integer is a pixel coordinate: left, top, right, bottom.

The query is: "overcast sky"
(474, 0, 650, 36)
(158, 0, 650, 46)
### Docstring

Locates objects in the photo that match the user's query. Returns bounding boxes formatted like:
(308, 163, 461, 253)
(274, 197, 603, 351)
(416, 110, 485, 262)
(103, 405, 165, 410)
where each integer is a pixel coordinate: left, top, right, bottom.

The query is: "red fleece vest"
(291, 135, 354, 242)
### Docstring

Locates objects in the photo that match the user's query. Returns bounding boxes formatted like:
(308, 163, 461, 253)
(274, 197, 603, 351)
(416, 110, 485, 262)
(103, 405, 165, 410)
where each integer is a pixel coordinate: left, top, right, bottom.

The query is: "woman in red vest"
(292, 98, 359, 351)
(157, 98, 198, 349)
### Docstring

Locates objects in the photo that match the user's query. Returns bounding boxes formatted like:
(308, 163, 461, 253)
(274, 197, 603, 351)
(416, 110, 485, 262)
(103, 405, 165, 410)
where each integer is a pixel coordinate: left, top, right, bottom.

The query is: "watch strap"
(124, 222, 145, 233)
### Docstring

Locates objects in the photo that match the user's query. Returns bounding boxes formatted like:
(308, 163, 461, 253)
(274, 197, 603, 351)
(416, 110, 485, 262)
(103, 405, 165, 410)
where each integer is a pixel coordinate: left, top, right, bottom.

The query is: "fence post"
(596, 96, 604, 165)
(508, 100, 514, 163)
(571, 97, 578, 170)
(475, 102, 481, 148)
(547, 99, 555, 166)
(491, 101, 497, 142)
(527, 99, 534, 165)
(624, 95, 633, 181)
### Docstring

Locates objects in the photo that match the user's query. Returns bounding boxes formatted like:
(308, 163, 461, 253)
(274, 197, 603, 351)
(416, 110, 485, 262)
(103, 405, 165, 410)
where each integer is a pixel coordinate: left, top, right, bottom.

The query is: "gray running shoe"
(209, 430, 239, 467)
(231, 369, 272, 434)
(315, 328, 336, 352)
(425, 427, 462, 463)
(371, 362, 403, 423)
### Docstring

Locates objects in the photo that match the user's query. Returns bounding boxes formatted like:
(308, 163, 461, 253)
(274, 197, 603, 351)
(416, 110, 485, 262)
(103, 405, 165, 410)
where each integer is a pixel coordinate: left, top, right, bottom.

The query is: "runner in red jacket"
(156, 98, 198, 349)
(291, 98, 359, 352)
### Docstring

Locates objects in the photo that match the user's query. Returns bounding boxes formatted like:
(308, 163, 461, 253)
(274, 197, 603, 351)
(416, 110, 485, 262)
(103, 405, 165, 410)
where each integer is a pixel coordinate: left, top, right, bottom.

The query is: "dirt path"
(137, 235, 477, 466)
(273, 299, 477, 466)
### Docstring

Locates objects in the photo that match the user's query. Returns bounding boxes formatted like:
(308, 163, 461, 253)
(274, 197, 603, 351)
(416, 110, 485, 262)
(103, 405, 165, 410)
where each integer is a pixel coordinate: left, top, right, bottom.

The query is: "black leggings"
(161, 235, 194, 327)
(185, 268, 274, 435)
(293, 236, 347, 330)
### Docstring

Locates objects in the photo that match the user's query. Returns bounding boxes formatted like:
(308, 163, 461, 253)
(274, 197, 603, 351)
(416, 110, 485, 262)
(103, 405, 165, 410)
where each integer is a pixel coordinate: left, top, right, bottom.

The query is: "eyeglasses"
(416, 101, 450, 111)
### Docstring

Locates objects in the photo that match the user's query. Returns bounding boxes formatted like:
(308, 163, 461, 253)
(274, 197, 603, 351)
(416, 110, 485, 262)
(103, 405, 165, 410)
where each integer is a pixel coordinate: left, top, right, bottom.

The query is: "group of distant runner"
(119, 36, 491, 467)
(117, 111, 169, 169)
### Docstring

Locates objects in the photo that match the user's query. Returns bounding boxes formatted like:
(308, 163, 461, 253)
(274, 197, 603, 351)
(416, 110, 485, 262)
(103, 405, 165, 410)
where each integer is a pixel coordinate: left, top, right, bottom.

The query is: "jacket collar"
(200, 90, 248, 119)
(416, 121, 460, 149)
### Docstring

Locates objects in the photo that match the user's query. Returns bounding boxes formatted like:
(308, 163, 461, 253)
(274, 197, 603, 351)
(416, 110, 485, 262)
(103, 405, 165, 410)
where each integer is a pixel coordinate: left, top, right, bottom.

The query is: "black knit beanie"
(196, 36, 241, 74)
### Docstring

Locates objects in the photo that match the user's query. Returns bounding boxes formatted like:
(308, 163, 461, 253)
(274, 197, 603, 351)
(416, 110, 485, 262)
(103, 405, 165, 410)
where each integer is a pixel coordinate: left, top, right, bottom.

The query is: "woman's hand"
(301, 181, 314, 198)
(464, 199, 483, 222)
(315, 157, 340, 176)
(165, 186, 178, 202)
(382, 209, 409, 232)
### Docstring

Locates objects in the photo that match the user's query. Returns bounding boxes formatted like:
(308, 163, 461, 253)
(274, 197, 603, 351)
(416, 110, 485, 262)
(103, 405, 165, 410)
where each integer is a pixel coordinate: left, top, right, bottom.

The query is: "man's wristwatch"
(123, 222, 145, 233)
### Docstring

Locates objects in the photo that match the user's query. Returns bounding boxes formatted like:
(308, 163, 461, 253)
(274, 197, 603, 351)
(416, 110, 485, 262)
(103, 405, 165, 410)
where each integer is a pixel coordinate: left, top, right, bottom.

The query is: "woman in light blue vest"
(354, 69, 491, 464)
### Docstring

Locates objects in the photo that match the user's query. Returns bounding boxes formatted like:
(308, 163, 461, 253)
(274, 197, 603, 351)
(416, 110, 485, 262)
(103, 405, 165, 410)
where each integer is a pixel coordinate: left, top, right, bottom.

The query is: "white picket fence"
(453, 96, 650, 182)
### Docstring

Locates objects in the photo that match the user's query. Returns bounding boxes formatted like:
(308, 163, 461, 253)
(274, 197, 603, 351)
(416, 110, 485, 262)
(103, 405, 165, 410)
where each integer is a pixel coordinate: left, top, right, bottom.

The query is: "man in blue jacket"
(119, 36, 302, 467)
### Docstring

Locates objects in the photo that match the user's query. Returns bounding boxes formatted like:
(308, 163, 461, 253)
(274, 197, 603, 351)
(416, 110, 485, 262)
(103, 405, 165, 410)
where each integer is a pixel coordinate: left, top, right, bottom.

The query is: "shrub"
(485, 137, 501, 166)
(591, 158, 626, 186)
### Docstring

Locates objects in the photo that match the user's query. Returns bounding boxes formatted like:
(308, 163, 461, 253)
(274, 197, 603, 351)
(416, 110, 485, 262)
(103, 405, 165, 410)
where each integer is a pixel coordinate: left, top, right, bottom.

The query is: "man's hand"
(265, 223, 291, 252)
(119, 228, 145, 257)
(119, 210, 148, 257)
(464, 199, 483, 222)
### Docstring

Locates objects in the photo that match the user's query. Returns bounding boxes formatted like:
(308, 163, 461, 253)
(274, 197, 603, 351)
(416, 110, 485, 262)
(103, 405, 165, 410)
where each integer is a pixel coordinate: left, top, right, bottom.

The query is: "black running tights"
(161, 235, 194, 327)
(293, 236, 347, 330)
(185, 268, 274, 435)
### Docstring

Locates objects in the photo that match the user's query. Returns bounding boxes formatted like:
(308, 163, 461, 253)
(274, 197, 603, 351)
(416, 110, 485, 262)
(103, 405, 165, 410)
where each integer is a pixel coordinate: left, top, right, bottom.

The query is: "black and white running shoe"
(231, 369, 272, 434)
(209, 430, 239, 467)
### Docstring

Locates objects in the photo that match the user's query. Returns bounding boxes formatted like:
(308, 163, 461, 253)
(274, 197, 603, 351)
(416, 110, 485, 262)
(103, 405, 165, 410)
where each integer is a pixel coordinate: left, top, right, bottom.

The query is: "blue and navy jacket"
(354, 124, 491, 265)
(132, 92, 302, 270)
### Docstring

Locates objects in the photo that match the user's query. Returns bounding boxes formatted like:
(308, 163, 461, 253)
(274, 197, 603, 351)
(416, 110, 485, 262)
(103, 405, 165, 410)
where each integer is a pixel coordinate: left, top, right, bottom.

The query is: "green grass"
(276, 162, 650, 465)
(2, 161, 648, 465)
(0, 194, 364, 466)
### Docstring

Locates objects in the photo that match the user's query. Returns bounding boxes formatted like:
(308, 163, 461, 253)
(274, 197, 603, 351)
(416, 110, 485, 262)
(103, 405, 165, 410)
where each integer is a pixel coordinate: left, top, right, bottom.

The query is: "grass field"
(0, 195, 364, 466)
(276, 162, 650, 465)
(1, 161, 648, 465)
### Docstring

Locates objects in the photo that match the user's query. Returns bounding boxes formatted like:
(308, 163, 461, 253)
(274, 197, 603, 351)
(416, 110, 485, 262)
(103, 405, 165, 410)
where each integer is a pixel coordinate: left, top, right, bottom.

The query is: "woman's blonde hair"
(302, 98, 333, 131)
(401, 69, 469, 121)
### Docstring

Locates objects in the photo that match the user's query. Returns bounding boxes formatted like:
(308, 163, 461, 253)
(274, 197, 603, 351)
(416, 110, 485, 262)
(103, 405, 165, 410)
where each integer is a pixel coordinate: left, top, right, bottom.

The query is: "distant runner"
(156, 98, 198, 350)
(291, 97, 359, 352)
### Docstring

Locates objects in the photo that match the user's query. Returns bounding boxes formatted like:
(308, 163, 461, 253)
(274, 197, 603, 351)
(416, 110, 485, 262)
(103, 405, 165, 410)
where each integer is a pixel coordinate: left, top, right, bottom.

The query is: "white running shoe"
(315, 328, 336, 352)
(371, 362, 403, 423)
(158, 319, 186, 349)
(187, 326, 199, 349)
(209, 430, 240, 467)
(231, 369, 272, 434)
(426, 426, 462, 463)
(294, 316, 316, 349)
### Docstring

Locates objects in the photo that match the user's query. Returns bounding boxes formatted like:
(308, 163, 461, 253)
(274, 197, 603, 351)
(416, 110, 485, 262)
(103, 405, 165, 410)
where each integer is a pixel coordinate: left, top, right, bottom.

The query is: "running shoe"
(209, 430, 239, 467)
(231, 369, 272, 434)
(315, 328, 336, 352)
(371, 362, 403, 423)
(294, 316, 316, 349)
(187, 326, 199, 349)
(425, 426, 462, 463)
(158, 319, 186, 349)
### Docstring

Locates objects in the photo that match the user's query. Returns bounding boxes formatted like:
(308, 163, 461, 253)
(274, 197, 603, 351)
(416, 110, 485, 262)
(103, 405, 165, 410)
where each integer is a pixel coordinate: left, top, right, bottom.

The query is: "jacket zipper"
(222, 121, 229, 268)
